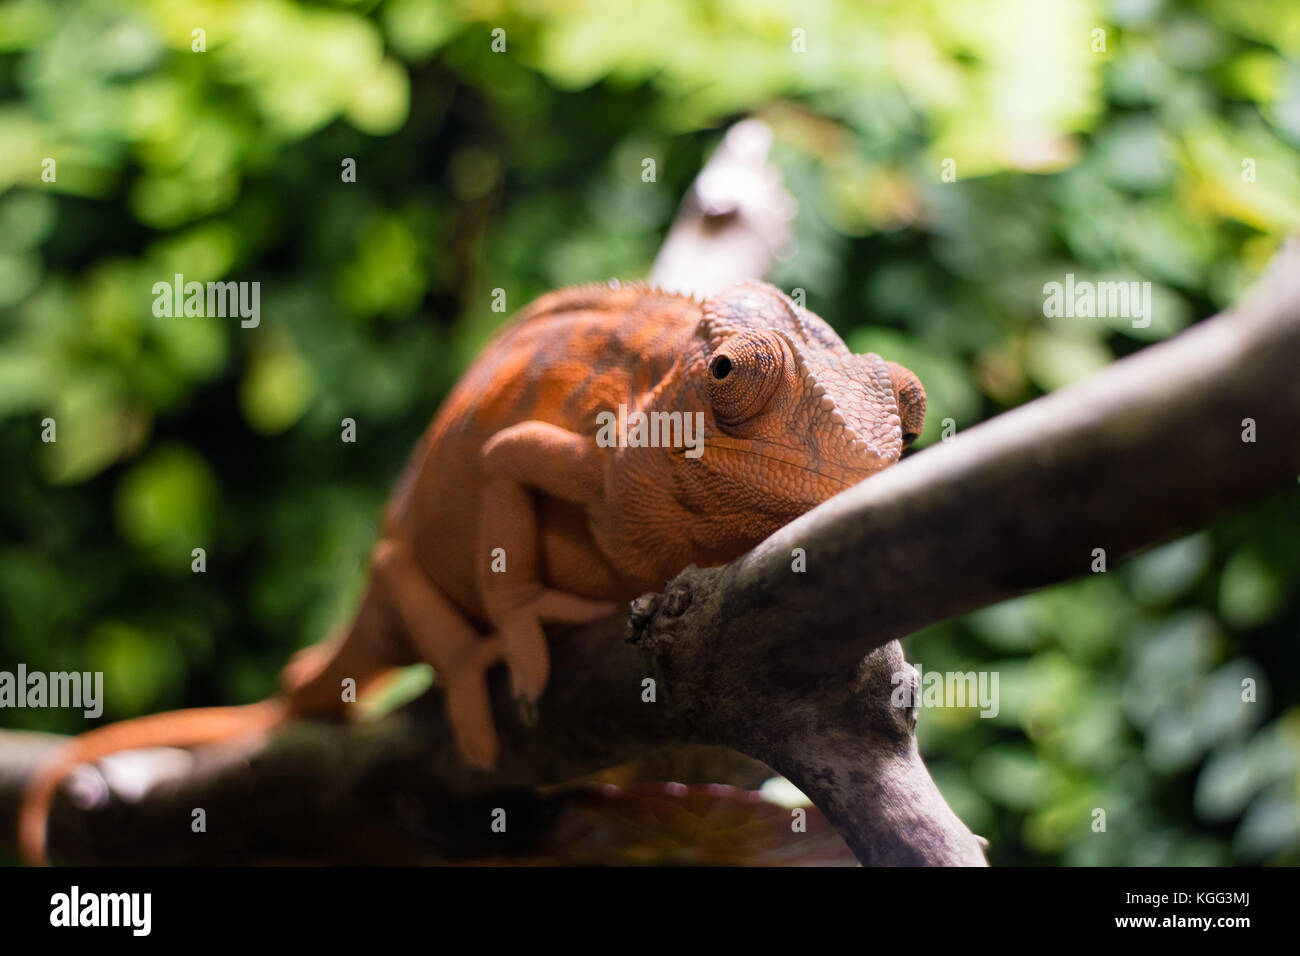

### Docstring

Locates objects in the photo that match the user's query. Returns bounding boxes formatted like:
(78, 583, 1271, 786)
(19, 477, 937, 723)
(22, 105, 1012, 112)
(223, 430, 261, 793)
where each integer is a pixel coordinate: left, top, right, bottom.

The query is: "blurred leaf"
(1127, 533, 1211, 606)
(115, 443, 218, 567)
(972, 744, 1061, 811)
(1218, 546, 1285, 628)
(87, 619, 185, 716)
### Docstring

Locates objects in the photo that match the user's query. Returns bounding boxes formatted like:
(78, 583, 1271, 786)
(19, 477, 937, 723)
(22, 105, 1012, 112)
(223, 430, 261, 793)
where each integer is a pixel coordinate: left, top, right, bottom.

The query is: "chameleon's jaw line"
(690, 440, 863, 490)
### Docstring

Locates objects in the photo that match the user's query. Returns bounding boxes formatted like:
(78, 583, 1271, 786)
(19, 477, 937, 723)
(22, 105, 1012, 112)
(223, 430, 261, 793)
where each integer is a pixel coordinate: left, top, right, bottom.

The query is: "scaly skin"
(19, 279, 924, 864)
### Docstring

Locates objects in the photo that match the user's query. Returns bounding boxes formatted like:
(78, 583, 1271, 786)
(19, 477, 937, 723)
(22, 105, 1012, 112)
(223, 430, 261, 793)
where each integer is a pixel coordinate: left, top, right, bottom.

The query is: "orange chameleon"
(19, 279, 925, 863)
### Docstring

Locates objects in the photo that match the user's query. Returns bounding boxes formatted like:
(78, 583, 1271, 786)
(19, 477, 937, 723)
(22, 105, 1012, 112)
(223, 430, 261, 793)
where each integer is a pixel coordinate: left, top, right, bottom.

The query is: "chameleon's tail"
(17, 698, 287, 866)
(19, 616, 394, 864)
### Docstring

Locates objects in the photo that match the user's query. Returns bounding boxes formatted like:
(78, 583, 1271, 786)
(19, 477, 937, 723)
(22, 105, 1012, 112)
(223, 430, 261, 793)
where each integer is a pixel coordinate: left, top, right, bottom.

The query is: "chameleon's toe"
(498, 609, 551, 708)
(440, 635, 505, 771)
(444, 667, 500, 771)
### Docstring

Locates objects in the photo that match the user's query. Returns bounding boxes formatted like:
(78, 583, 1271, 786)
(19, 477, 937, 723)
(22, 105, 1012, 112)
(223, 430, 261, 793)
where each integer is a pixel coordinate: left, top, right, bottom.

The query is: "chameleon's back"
(385, 284, 704, 623)
(445, 283, 701, 435)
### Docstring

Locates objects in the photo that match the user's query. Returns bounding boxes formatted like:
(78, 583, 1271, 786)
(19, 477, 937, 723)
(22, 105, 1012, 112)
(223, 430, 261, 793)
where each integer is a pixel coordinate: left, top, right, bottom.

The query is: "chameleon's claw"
(516, 695, 539, 728)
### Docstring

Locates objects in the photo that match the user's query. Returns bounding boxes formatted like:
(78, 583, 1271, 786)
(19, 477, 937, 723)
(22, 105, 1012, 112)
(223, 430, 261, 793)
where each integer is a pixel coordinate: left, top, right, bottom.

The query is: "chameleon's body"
(19, 280, 924, 863)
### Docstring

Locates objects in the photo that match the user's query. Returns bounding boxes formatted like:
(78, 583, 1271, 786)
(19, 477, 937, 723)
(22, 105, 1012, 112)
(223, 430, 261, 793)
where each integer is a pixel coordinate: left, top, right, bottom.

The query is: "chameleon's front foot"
(432, 591, 614, 770)
(493, 590, 619, 711)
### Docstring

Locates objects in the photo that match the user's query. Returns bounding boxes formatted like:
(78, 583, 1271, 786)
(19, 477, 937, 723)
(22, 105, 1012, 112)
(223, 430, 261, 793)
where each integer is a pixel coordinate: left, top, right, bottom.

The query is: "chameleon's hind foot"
(369, 538, 516, 771)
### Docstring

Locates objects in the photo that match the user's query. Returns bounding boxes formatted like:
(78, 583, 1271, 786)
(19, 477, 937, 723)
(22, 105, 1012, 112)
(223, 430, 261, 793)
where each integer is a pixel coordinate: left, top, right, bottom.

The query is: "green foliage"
(1, 0, 1298, 864)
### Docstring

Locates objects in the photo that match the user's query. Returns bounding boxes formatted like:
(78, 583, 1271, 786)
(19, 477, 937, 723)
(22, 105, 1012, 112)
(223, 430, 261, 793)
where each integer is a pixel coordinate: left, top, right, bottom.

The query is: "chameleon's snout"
(886, 361, 926, 448)
(799, 351, 911, 478)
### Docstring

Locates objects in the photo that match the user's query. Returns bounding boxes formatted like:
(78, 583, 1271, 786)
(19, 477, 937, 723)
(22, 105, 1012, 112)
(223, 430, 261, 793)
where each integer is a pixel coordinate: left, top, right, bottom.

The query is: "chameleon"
(18, 278, 925, 863)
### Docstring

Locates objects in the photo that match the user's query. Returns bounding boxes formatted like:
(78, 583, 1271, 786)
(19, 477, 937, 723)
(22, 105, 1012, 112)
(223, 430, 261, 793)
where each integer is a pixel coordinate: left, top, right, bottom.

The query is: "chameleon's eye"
(707, 331, 786, 425)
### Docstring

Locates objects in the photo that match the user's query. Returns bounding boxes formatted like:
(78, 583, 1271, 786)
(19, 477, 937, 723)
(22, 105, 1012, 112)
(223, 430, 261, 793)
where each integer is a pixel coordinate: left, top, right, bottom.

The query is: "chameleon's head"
(687, 281, 925, 522)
